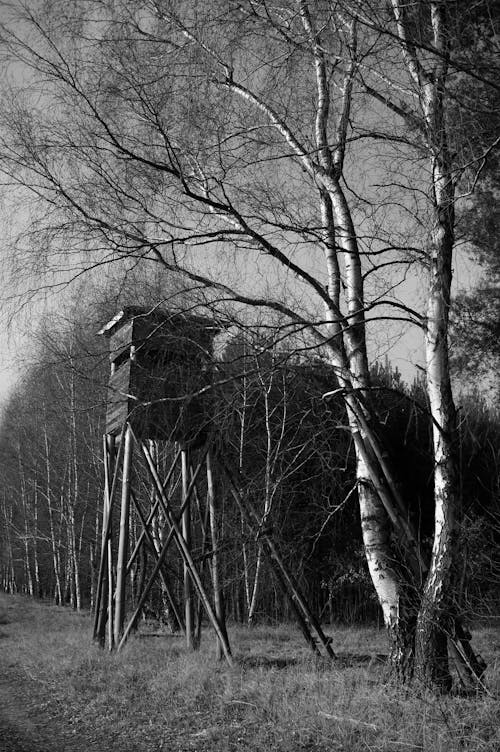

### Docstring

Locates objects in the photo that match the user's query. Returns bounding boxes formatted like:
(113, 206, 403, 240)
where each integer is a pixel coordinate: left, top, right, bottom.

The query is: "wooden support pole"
(129, 490, 185, 634)
(107, 534, 115, 649)
(190, 467, 210, 647)
(206, 449, 227, 661)
(125, 448, 182, 574)
(117, 480, 199, 648)
(93, 436, 111, 644)
(114, 424, 134, 646)
(106, 434, 117, 650)
(139, 438, 234, 666)
(93, 429, 123, 645)
(347, 403, 426, 577)
(117, 443, 210, 649)
(181, 447, 195, 650)
(450, 620, 487, 689)
(265, 547, 321, 656)
(118, 522, 177, 651)
(220, 458, 335, 659)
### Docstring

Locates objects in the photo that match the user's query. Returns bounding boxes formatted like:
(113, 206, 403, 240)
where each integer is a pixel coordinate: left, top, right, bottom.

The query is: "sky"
(0, 2, 484, 416)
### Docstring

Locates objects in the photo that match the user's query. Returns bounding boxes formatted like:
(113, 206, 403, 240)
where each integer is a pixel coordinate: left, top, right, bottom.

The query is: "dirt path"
(0, 647, 143, 752)
(0, 595, 67, 752)
(0, 594, 206, 752)
(0, 666, 58, 752)
(0, 656, 212, 752)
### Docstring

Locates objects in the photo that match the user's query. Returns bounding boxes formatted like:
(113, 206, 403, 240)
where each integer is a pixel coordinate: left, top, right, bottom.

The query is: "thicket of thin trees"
(0, 310, 106, 609)
(0, 299, 498, 629)
(0, 0, 498, 690)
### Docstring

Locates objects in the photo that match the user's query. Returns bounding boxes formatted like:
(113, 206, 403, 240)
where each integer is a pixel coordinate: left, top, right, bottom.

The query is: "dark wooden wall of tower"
(100, 308, 217, 443)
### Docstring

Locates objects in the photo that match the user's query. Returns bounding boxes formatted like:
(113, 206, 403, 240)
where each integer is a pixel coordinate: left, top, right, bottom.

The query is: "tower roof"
(98, 307, 220, 338)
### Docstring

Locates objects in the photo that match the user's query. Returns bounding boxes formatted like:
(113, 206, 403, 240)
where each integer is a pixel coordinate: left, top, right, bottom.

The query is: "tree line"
(0, 296, 498, 630)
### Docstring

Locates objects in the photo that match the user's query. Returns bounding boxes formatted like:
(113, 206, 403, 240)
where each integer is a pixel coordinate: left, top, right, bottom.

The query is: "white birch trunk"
(33, 481, 41, 598)
(1, 492, 16, 593)
(44, 422, 63, 604)
(391, 0, 459, 689)
(415, 91, 457, 690)
(248, 363, 275, 626)
(238, 361, 252, 617)
(18, 445, 34, 597)
(300, 0, 405, 655)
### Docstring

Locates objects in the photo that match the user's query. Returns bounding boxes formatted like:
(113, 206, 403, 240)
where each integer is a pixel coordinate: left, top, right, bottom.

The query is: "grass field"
(0, 593, 499, 751)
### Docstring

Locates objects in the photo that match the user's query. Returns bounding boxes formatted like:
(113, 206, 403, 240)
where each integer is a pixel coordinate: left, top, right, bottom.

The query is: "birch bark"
(391, 0, 460, 689)
(300, 1, 407, 658)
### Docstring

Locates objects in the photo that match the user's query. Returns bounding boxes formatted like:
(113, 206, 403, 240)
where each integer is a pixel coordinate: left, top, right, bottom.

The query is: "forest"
(0, 284, 498, 631)
(0, 0, 498, 698)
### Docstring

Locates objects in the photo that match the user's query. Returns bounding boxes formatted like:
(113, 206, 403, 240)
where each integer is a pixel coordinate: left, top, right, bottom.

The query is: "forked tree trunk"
(300, 0, 410, 671)
(390, 0, 460, 691)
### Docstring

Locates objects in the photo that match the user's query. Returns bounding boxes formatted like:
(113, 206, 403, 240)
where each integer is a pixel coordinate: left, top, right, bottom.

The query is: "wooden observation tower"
(93, 307, 335, 663)
(92, 307, 233, 661)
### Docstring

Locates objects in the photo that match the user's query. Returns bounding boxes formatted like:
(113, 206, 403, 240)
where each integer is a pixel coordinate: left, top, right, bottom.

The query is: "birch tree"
(346, 0, 498, 688)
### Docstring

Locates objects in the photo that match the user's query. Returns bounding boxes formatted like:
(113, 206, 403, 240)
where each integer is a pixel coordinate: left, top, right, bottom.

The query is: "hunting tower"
(93, 307, 336, 664)
(93, 307, 234, 661)
(99, 306, 218, 444)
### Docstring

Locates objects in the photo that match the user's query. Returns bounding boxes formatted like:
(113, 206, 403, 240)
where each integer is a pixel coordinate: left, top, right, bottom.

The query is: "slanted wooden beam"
(219, 458, 335, 660)
(93, 425, 126, 644)
(129, 490, 185, 634)
(181, 448, 195, 650)
(206, 449, 227, 661)
(138, 436, 234, 667)
(114, 425, 134, 645)
(125, 447, 182, 574)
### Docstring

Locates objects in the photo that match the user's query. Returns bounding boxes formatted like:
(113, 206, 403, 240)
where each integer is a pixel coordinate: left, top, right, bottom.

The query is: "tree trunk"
(389, 0, 460, 690)
(69, 366, 82, 611)
(33, 480, 41, 598)
(1, 492, 16, 594)
(18, 446, 34, 597)
(414, 98, 457, 692)
(298, 4, 409, 666)
(181, 447, 196, 649)
(326, 183, 410, 667)
(238, 360, 251, 618)
(44, 423, 63, 604)
(247, 547, 263, 626)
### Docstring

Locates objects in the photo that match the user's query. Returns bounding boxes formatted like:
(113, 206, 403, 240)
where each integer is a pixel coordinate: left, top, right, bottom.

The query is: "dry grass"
(0, 593, 499, 751)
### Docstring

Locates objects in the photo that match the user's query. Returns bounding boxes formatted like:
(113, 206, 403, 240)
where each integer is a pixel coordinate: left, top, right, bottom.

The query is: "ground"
(0, 593, 499, 752)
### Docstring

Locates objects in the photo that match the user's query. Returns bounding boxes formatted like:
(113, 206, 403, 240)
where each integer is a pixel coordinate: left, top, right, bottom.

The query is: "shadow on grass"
(136, 631, 183, 639)
(240, 654, 299, 669)
(335, 652, 388, 667)
(239, 652, 388, 670)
